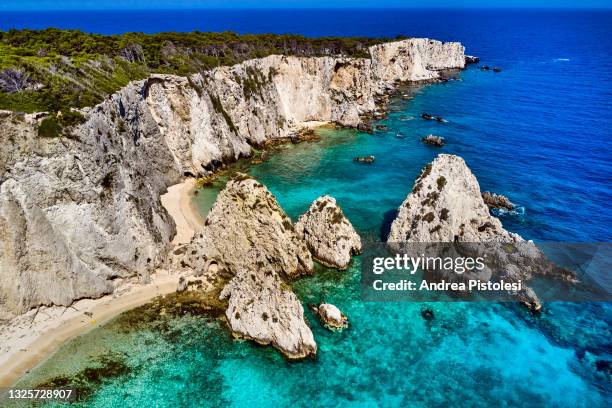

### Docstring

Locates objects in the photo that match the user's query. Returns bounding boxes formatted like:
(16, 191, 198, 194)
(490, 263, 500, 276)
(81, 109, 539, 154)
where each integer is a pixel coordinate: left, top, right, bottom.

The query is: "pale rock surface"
(317, 303, 348, 329)
(388, 154, 575, 311)
(0, 38, 465, 318)
(171, 176, 315, 358)
(221, 259, 316, 359)
(295, 195, 361, 269)
(388, 154, 519, 243)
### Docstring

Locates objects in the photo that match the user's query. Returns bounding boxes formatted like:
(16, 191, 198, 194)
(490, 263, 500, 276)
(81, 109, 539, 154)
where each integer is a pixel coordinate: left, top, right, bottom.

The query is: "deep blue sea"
(8, 9, 612, 407)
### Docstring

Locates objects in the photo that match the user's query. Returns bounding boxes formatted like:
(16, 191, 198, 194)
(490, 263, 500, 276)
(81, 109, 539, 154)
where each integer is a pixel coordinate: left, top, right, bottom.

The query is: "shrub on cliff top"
(0, 28, 390, 112)
(37, 116, 61, 137)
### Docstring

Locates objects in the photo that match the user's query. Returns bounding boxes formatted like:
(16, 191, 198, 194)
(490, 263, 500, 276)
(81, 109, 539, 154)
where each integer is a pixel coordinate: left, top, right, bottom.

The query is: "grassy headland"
(0, 29, 392, 113)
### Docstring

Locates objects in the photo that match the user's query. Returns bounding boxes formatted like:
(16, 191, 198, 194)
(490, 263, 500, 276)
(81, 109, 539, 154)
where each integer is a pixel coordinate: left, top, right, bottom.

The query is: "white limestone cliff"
(0, 38, 465, 318)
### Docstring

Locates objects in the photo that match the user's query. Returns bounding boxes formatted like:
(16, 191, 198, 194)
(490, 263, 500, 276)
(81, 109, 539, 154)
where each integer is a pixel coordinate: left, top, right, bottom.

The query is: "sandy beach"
(0, 178, 203, 387)
(161, 178, 205, 245)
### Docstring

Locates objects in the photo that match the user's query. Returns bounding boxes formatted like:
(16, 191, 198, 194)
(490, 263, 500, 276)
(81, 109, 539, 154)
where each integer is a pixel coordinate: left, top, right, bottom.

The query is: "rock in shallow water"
(481, 191, 515, 211)
(315, 303, 348, 330)
(295, 195, 362, 270)
(354, 155, 375, 164)
(221, 257, 317, 359)
(421, 134, 445, 147)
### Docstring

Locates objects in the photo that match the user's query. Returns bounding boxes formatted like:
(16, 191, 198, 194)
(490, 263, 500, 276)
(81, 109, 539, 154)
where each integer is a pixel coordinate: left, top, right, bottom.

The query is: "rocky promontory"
(295, 196, 362, 270)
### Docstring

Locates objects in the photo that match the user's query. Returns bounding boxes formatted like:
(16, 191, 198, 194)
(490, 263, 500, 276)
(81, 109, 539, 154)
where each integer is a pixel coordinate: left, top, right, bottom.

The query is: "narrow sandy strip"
(161, 178, 204, 245)
(0, 179, 204, 387)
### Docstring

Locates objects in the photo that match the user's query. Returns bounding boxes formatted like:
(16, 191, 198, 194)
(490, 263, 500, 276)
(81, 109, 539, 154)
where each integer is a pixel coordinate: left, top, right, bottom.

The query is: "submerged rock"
(295, 195, 362, 270)
(421, 308, 435, 321)
(313, 303, 348, 330)
(421, 134, 445, 147)
(375, 124, 388, 131)
(480, 65, 490, 71)
(493, 67, 502, 73)
(291, 128, 320, 143)
(354, 155, 375, 164)
(420, 113, 446, 122)
(482, 191, 515, 211)
(357, 121, 374, 134)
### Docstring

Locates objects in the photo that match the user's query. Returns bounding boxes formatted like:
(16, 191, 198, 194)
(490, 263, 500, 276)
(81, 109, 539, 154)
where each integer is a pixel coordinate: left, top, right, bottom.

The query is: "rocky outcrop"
(388, 154, 521, 243)
(388, 154, 575, 310)
(170, 176, 315, 358)
(0, 38, 465, 318)
(482, 191, 515, 211)
(354, 155, 375, 164)
(312, 303, 348, 330)
(295, 196, 362, 270)
(220, 259, 316, 359)
(179, 175, 313, 279)
(421, 135, 445, 147)
(420, 113, 446, 122)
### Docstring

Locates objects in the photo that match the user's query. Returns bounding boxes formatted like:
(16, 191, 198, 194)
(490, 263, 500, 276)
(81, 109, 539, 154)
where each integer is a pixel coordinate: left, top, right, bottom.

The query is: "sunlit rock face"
(0, 38, 465, 318)
(295, 195, 362, 270)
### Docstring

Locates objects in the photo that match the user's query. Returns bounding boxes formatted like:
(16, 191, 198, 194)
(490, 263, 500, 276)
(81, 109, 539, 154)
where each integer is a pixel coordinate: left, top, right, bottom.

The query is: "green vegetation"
(37, 109, 86, 137)
(436, 176, 447, 191)
(0, 28, 391, 112)
(209, 93, 237, 133)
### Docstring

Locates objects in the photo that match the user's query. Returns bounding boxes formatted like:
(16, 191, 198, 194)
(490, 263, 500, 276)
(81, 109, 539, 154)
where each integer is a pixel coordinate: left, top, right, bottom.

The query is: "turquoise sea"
(8, 8, 612, 407)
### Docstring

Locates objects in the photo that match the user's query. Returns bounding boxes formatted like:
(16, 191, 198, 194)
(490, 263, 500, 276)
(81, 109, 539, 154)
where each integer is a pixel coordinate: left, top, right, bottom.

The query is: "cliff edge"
(0, 38, 465, 318)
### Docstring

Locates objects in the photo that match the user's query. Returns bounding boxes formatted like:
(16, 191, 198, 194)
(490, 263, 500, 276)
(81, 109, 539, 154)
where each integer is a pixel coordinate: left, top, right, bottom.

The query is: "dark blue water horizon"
(1, 8, 611, 39)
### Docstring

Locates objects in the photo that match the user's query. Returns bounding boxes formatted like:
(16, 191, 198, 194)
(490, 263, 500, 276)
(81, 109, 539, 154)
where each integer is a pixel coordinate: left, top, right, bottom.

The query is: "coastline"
(0, 179, 204, 387)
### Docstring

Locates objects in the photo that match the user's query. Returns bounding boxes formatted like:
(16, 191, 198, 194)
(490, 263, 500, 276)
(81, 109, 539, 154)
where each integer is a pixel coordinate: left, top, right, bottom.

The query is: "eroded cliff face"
(0, 38, 465, 318)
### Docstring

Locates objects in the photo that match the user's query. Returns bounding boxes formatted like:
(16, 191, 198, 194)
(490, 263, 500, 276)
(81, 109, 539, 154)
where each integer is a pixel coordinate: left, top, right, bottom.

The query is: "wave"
(554, 58, 571, 62)
(492, 206, 526, 217)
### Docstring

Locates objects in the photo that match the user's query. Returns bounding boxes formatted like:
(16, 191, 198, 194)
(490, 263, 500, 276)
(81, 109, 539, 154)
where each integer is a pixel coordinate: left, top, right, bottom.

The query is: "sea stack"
(173, 175, 316, 359)
(295, 195, 362, 270)
(387, 154, 575, 311)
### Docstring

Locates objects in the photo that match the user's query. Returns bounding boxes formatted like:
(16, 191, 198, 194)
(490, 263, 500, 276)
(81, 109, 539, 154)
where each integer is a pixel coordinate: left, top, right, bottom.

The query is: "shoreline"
(0, 179, 204, 387)
(0, 109, 413, 388)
